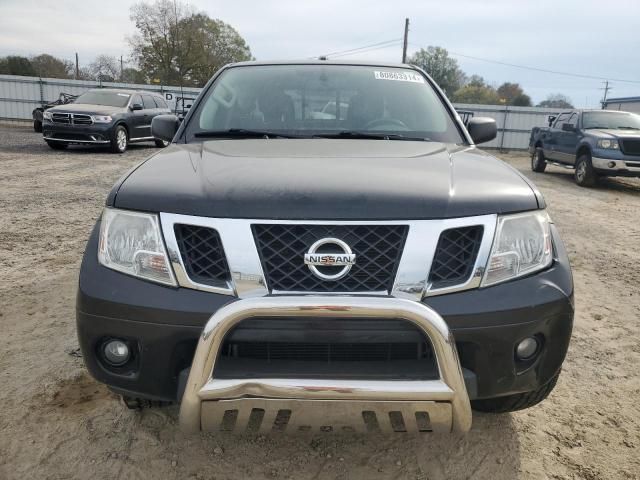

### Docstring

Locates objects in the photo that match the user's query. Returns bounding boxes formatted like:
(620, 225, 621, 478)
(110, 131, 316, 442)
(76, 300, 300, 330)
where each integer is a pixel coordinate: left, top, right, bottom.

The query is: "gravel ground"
(1, 126, 639, 480)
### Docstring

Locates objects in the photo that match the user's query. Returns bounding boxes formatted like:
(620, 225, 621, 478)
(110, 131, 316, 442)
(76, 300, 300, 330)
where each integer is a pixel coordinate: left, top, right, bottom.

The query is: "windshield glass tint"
(74, 91, 131, 108)
(583, 111, 640, 129)
(188, 65, 463, 142)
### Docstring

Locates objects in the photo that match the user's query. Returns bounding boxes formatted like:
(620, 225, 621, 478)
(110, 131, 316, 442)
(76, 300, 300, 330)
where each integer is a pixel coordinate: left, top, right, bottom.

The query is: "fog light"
(516, 337, 539, 360)
(608, 161, 616, 168)
(103, 339, 130, 366)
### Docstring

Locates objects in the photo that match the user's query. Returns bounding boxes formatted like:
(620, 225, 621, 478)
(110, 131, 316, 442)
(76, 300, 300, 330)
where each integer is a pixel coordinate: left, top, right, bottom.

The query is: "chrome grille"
(252, 224, 408, 293)
(50, 112, 94, 125)
(174, 224, 231, 287)
(72, 114, 93, 125)
(51, 113, 71, 124)
(428, 226, 483, 289)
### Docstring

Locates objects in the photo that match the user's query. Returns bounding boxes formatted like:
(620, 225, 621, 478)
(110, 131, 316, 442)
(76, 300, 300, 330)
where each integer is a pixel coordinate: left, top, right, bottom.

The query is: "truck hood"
(112, 139, 540, 220)
(586, 128, 640, 139)
(47, 103, 125, 116)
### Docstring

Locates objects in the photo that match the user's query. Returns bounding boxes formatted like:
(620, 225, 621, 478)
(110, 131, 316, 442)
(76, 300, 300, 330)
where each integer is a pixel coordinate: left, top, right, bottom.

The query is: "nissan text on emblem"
(303, 238, 357, 280)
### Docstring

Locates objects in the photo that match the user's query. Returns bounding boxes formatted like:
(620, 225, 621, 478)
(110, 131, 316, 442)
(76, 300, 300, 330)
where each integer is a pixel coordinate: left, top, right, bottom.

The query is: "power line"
(312, 38, 402, 59)
(408, 43, 640, 84)
(330, 41, 402, 58)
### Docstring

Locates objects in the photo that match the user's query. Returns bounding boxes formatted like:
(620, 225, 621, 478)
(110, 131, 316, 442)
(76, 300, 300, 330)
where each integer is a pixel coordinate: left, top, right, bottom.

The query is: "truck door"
(544, 112, 569, 161)
(556, 113, 580, 165)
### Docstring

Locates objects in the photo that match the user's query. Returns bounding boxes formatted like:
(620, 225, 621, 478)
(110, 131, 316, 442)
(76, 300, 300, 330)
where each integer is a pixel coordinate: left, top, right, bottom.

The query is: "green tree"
(537, 93, 574, 109)
(122, 67, 147, 84)
(408, 46, 466, 95)
(451, 84, 500, 105)
(129, 0, 252, 87)
(496, 82, 532, 106)
(0, 55, 36, 76)
(30, 54, 73, 79)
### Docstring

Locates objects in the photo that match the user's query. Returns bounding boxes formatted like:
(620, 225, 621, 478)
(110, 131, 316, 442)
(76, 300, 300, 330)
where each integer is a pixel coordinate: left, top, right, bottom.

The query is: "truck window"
(553, 113, 569, 128)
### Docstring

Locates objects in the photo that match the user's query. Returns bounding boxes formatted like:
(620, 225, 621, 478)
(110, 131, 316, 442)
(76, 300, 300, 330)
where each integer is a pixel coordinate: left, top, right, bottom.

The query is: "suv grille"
(428, 226, 483, 289)
(620, 139, 640, 156)
(50, 113, 94, 125)
(252, 224, 408, 292)
(174, 224, 231, 287)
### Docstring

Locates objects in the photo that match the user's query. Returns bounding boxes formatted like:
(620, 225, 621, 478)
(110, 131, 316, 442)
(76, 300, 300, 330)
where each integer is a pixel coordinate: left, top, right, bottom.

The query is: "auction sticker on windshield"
(374, 71, 425, 83)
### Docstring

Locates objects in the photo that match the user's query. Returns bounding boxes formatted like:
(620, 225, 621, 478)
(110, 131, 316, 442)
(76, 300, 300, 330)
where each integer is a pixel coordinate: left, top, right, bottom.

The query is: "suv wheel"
(154, 138, 169, 148)
(575, 154, 597, 187)
(531, 147, 547, 172)
(33, 119, 43, 133)
(110, 125, 128, 153)
(46, 140, 67, 150)
(471, 371, 560, 413)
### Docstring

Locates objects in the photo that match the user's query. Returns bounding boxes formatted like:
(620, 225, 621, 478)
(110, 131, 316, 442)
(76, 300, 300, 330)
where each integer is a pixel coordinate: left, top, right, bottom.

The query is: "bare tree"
(89, 55, 120, 82)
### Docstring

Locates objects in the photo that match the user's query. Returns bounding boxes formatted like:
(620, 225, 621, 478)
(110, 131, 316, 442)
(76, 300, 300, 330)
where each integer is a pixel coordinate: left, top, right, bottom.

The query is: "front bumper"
(592, 155, 640, 177)
(43, 120, 113, 144)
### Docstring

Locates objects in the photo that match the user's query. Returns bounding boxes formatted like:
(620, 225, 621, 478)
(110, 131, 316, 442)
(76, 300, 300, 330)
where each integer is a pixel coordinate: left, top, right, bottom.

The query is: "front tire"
(46, 140, 67, 150)
(471, 371, 560, 413)
(575, 154, 597, 187)
(154, 138, 169, 148)
(531, 147, 547, 172)
(33, 119, 43, 133)
(110, 125, 128, 153)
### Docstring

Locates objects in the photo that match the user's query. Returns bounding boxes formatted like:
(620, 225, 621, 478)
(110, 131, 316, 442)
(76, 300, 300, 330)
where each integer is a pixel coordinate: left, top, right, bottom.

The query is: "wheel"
(33, 119, 43, 133)
(154, 138, 169, 148)
(46, 140, 67, 150)
(531, 147, 546, 173)
(575, 154, 597, 187)
(471, 371, 560, 413)
(110, 125, 128, 153)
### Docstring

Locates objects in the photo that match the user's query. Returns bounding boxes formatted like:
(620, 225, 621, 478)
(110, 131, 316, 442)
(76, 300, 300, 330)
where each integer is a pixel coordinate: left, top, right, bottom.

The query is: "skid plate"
(201, 398, 453, 434)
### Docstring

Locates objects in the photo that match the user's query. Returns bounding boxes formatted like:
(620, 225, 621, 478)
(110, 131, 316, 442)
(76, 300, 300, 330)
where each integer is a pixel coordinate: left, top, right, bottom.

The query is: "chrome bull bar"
(179, 296, 472, 434)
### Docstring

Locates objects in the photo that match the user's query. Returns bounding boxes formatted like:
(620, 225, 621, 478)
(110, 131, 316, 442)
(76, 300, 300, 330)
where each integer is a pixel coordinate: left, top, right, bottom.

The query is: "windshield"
(186, 64, 464, 143)
(74, 90, 131, 108)
(583, 111, 640, 130)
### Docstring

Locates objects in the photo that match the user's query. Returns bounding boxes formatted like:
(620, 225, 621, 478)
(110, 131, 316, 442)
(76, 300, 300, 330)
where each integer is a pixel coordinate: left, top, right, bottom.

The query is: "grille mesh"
(621, 139, 640, 156)
(428, 226, 483, 289)
(222, 342, 431, 362)
(253, 224, 408, 292)
(174, 224, 231, 287)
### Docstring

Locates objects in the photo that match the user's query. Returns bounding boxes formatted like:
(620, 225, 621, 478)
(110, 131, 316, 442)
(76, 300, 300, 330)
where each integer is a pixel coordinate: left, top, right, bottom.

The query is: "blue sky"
(1, 0, 639, 107)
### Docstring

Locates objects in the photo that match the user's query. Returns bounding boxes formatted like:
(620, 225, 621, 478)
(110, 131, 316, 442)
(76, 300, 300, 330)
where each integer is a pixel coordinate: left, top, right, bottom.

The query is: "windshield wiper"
(313, 131, 429, 141)
(584, 126, 609, 130)
(194, 128, 296, 139)
(617, 126, 640, 130)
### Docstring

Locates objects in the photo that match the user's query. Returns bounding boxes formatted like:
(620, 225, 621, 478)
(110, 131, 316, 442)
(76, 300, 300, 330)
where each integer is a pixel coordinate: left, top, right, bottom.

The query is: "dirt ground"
(0, 125, 639, 480)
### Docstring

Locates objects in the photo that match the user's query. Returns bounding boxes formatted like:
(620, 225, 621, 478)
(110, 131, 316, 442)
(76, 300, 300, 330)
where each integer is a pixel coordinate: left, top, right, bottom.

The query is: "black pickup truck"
(77, 61, 573, 434)
(529, 109, 640, 186)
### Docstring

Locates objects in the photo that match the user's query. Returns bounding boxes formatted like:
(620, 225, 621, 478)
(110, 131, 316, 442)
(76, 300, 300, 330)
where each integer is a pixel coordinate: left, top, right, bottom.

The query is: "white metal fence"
(0, 74, 561, 150)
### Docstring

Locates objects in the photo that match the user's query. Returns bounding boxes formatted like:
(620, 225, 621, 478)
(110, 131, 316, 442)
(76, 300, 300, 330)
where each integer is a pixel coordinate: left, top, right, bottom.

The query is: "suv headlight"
(98, 208, 176, 286)
(596, 139, 619, 150)
(482, 211, 553, 287)
(92, 115, 113, 123)
(43, 110, 52, 120)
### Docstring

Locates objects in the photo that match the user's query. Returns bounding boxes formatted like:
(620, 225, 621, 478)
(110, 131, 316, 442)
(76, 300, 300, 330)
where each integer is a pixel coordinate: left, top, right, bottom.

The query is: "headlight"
(596, 139, 619, 150)
(98, 208, 176, 286)
(43, 110, 52, 120)
(92, 115, 113, 123)
(482, 211, 552, 287)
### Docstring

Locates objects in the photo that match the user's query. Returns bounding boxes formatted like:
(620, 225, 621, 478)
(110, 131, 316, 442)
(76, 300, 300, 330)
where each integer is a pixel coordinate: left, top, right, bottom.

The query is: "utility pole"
(120, 55, 124, 82)
(600, 80, 611, 108)
(402, 18, 409, 63)
(75, 53, 79, 80)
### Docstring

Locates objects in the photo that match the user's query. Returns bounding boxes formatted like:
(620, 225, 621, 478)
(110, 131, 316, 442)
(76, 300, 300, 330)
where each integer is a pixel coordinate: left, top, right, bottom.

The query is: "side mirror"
(130, 103, 143, 111)
(152, 114, 180, 142)
(562, 123, 575, 132)
(467, 117, 497, 144)
(548, 115, 557, 127)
